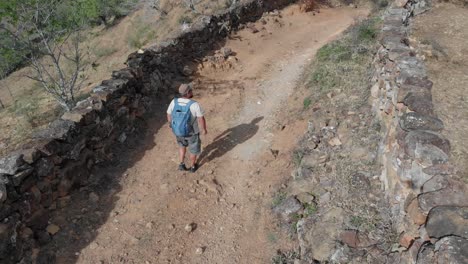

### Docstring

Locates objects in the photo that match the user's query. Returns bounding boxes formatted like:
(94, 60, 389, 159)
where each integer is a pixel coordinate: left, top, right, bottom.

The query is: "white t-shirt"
(167, 98, 205, 134)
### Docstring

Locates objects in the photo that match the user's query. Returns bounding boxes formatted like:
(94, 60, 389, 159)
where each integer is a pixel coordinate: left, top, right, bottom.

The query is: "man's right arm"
(198, 116, 207, 135)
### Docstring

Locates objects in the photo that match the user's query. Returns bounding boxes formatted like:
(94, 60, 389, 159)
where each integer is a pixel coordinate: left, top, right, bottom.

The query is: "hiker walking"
(167, 84, 207, 172)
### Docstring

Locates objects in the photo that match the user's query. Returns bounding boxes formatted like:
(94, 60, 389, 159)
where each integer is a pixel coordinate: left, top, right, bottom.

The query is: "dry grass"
(0, 0, 238, 157)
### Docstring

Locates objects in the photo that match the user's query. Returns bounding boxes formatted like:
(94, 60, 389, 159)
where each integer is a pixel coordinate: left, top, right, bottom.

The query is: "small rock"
(220, 47, 232, 58)
(273, 196, 303, 221)
(399, 233, 415, 249)
(46, 224, 60, 235)
(319, 192, 331, 204)
(406, 199, 427, 225)
(341, 230, 359, 248)
(328, 137, 342, 146)
(185, 223, 196, 233)
(196, 247, 204, 255)
(89, 242, 99, 250)
(146, 222, 154, 229)
(296, 192, 315, 204)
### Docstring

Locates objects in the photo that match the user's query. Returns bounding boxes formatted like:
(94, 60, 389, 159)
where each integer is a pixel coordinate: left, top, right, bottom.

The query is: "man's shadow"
(199, 116, 264, 165)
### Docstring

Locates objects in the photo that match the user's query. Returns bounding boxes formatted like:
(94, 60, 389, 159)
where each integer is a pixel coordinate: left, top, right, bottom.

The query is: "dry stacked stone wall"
(0, 0, 295, 262)
(372, 1, 468, 263)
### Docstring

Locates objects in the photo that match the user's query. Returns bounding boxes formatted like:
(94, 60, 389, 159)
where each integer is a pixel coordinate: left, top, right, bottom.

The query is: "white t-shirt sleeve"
(191, 102, 204, 117)
(166, 100, 175, 114)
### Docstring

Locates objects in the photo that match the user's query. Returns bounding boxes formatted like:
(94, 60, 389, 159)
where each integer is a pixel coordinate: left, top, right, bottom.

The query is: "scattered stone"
(341, 230, 359, 248)
(185, 223, 196, 233)
(220, 47, 232, 58)
(146, 222, 154, 229)
(297, 208, 344, 261)
(425, 206, 468, 239)
(399, 112, 444, 132)
(295, 192, 315, 205)
(46, 224, 60, 236)
(272, 196, 303, 221)
(89, 242, 99, 250)
(328, 137, 342, 146)
(196, 247, 204, 255)
(319, 192, 331, 204)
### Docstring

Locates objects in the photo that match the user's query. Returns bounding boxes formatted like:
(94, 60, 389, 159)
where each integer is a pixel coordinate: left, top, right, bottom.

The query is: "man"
(167, 84, 207, 172)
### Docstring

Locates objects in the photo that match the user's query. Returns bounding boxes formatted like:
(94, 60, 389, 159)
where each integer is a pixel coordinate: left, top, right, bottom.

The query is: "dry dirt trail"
(70, 6, 368, 264)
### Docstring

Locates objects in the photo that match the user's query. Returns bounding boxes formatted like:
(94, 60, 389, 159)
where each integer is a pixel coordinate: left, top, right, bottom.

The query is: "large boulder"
(404, 130, 450, 158)
(417, 236, 468, 264)
(297, 208, 344, 262)
(0, 153, 25, 175)
(426, 206, 468, 239)
(418, 180, 468, 213)
(399, 112, 444, 132)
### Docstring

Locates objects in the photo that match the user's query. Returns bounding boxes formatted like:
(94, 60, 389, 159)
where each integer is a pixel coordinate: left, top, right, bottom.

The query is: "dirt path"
(65, 6, 368, 264)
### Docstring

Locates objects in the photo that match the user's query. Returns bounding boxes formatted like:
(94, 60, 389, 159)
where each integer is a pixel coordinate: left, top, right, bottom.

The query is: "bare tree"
(0, 0, 86, 111)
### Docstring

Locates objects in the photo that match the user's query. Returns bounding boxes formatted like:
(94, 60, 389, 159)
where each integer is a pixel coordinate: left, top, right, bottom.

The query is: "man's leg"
(189, 153, 197, 167)
(188, 134, 201, 172)
(179, 146, 186, 164)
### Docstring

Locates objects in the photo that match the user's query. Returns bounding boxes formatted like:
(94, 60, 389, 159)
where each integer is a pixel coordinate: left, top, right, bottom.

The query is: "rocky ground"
(270, 15, 400, 263)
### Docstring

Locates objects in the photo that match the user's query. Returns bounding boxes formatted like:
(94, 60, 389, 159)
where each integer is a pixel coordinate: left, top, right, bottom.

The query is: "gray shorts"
(176, 134, 201, 155)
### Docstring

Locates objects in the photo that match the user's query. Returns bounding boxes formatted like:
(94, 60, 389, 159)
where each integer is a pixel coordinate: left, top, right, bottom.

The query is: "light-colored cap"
(178, 83, 192, 95)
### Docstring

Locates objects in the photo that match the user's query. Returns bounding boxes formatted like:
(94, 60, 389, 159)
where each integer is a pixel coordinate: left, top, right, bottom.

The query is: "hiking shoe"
(189, 163, 199, 173)
(178, 163, 187, 171)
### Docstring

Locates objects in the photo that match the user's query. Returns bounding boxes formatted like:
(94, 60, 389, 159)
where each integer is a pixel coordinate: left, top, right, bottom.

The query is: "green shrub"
(316, 42, 352, 62)
(303, 97, 312, 109)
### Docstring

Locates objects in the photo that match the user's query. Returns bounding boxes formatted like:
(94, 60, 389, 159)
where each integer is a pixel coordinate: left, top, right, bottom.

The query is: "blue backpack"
(171, 99, 195, 137)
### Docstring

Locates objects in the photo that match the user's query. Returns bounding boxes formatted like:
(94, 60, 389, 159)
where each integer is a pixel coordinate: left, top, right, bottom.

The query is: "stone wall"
(372, 1, 468, 262)
(0, 0, 295, 262)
